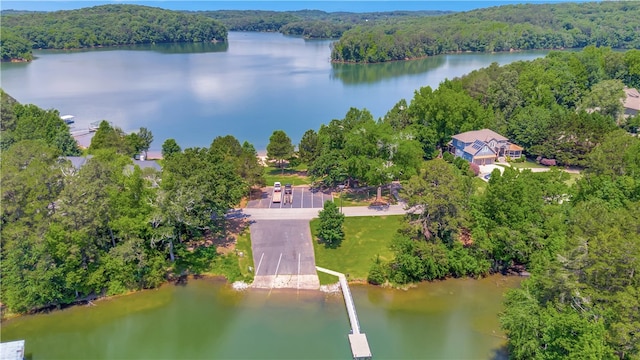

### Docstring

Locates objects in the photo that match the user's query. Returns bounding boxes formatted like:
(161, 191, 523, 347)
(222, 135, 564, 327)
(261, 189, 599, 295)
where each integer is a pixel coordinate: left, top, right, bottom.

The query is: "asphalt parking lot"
(246, 186, 333, 209)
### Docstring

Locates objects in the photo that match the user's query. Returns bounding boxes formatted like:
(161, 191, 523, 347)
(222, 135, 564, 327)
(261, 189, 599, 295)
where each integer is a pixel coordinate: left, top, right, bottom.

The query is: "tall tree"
(402, 159, 470, 242)
(137, 127, 154, 158)
(266, 130, 294, 171)
(298, 129, 319, 165)
(317, 201, 345, 248)
(161, 138, 181, 159)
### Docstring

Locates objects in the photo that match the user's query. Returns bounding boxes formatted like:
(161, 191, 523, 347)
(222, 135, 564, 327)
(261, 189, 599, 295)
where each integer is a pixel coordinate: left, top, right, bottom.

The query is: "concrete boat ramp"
(249, 219, 320, 290)
(245, 207, 374, 359)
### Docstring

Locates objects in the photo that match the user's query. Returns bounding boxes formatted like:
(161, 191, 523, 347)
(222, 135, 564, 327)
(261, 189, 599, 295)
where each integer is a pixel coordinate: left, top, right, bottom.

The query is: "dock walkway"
(316, 266, 372, 359)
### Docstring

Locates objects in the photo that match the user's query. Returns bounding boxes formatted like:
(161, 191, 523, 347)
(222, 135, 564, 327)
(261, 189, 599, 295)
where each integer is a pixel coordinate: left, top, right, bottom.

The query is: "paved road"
(242, 204, 407, 221)
(247, 186, 333, 209)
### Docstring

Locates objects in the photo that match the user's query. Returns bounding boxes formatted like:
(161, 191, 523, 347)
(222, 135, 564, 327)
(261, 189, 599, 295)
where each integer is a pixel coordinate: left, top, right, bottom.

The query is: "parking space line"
(255, 252, 264, 276)
(271, 253, 283, 289)
(297, 252, 301, 289)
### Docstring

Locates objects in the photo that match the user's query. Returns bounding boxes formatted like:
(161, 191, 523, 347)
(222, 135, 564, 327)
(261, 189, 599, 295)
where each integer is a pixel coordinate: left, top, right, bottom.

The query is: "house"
(623, 87, 640, 119)
(63, 156, 161, 172)
(448, 129, 522, 165)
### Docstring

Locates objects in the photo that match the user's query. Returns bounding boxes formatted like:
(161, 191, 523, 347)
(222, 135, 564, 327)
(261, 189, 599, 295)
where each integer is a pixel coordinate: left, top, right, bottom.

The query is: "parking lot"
(246, 186, 333, 209)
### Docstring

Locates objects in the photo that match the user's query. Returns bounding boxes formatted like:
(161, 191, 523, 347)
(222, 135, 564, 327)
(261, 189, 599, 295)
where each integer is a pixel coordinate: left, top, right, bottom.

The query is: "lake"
(0, 276, 521, 359)
(0, 32, 549, 151)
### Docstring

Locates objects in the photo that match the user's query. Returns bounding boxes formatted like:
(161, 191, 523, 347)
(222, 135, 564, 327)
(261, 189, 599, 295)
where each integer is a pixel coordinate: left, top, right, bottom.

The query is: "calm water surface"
(1, 276, 521, 359)
(0, 32, 548, 150)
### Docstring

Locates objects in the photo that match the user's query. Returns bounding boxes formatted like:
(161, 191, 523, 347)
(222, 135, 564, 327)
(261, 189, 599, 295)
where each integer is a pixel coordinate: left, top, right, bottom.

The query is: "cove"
(0, 32, 549, 151)
(1, 275, 521, 359)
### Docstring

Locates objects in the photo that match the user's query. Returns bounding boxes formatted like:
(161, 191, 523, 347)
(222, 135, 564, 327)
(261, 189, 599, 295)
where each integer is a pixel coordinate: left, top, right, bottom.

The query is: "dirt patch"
(185, 217, 250, 255)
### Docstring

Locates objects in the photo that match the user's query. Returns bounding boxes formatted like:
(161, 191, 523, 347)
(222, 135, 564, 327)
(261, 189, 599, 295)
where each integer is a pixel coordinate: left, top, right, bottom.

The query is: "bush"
(540, 158, 557, 166)
(469, 162, 480, 176)
(442, 151, 454, 163)
(367, 255, 387, 285)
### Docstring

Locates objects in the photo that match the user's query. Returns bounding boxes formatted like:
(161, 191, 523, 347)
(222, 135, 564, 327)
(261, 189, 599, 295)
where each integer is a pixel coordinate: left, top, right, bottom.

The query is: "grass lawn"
(236, 227, 254, 281)
(334, 187, 396, 207)
(311, 215, 403, 284)
(509, 159, 549, 169)
(263, 164, 311, 186)
(472, 177, 488, 195)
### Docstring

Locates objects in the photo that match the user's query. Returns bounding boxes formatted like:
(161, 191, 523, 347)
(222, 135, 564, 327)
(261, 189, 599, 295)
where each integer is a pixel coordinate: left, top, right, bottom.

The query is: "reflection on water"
(0, 31, 549, 153)
(331, 55, 446, 85)
(1, 276, 520, 359)
(36, 41, 229, 56)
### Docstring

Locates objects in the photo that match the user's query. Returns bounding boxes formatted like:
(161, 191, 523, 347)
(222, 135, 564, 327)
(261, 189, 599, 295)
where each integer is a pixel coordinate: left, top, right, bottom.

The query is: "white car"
(274, 182, 282, 191)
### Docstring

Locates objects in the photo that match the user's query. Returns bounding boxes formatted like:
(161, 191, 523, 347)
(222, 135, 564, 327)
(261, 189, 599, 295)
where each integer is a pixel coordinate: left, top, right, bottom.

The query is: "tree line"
(195, 9, 446, 39)
(331, 2, 640, 63)
(0, 92, 264, 314)
(0, 5, 227, 61)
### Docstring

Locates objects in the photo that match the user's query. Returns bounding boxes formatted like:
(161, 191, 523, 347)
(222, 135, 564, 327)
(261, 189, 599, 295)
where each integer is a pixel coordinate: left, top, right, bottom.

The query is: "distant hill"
(0, 4, 227, 61)
(193, 9, 451, 39)
(331, 2, 640, 63)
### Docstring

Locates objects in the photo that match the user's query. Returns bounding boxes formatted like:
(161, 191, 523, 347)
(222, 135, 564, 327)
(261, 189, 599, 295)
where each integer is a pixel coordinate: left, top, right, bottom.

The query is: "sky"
(1, 0, 595, 13)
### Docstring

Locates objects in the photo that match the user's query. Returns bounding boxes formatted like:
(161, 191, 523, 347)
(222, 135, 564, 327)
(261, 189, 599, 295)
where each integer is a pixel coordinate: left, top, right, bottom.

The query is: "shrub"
(367, 255, 387, 285)
(442, 151, 454, 163)
(469, 162, 480, 176)
(540, 158, 557, 166)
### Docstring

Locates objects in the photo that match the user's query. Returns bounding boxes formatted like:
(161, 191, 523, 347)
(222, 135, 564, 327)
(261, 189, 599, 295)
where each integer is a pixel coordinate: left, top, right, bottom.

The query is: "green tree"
(0, 140, 67, 312)
(298, 129, 319, 165)
(161, 138, 181, 159)
(89, 120, 129, 155)
(266, 130, 294, 171)
(578, 79, 625, 120)
(8, 102, 80, 155)
(317, 201, 345, 248)
(137, 127, 153, 158)
(402, 159, 470, 242)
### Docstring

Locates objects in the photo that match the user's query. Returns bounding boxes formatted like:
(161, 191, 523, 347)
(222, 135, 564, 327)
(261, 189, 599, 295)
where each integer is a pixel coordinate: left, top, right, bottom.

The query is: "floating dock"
(0, 340, 25, 360)
(316, 266, 372, 360)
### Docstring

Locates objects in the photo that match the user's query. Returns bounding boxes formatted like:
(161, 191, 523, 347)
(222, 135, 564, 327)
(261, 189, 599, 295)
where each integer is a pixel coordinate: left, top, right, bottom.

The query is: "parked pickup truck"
(272, 182, 282, 203)
(283, 183, 293, 204)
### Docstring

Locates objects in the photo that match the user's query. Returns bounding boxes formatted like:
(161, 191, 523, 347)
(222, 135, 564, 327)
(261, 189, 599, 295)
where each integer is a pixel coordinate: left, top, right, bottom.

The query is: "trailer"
(272, 182, 282, 203)
(283, 183, 293, 205)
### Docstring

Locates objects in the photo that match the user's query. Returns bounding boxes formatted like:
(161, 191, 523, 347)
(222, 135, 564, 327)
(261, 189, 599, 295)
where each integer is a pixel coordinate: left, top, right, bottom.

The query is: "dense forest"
(0, 5, 227, 60)
(195, 9, 446, 39)
(331, 2, 640, 63)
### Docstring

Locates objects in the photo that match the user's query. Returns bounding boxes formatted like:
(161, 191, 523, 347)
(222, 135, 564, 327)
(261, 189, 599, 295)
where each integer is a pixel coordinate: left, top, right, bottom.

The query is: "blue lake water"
(0, 32, 548, 151)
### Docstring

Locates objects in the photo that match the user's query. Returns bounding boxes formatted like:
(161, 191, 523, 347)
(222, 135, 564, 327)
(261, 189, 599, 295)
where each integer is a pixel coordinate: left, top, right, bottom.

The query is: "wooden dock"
(316, 266, 372, 359)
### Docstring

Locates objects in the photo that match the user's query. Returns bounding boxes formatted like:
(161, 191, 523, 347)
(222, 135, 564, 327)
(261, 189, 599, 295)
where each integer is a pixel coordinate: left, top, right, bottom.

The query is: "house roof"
(624, 87, 640, 111)
(64, 155, 93, 169)
(508, 143, 524, 151)
(63, 156, 161, 171)
(463, 139, 496, 157)
(132, 160, 162, 171)
(451, 129, 508, 144)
